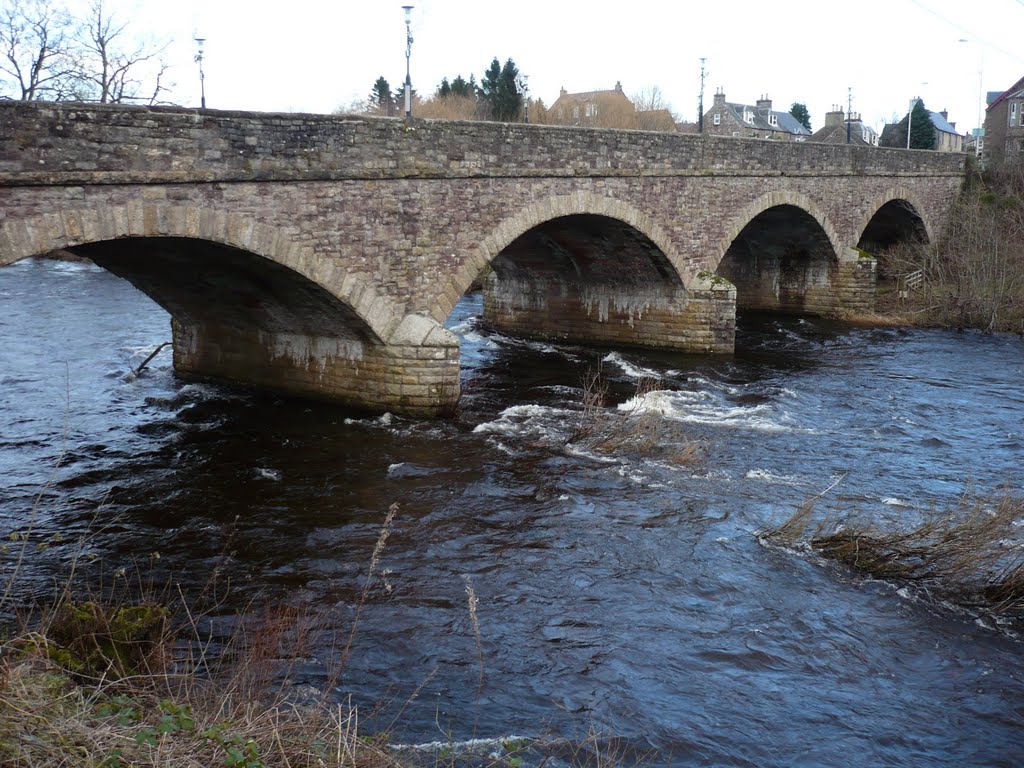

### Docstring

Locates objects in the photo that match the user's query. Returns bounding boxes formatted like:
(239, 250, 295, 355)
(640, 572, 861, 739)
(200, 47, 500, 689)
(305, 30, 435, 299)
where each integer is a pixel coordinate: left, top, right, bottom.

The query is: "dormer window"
(769, 114, 778, 127)
(744, 109, 754, 123)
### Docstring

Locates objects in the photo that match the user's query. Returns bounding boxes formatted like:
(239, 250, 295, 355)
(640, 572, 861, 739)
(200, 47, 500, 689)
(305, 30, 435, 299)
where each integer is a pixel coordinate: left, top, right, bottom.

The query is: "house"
(548, 82, 676, 131)
(880, 107, 964, 152)
(701, 90, 811, 141)
(930, 110, 964, 152)
(983, 74, 1024, 166)
(808, 107, 879, 146)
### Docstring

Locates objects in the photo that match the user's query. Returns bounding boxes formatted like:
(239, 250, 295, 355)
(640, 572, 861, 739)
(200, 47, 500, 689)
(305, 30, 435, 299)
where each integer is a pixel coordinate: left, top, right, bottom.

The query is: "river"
(1, 256, 1023, 767)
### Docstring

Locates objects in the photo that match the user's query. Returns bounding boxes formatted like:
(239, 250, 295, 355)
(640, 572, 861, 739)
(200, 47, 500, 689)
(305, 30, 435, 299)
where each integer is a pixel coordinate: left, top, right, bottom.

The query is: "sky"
(61, 0, 1024, 136)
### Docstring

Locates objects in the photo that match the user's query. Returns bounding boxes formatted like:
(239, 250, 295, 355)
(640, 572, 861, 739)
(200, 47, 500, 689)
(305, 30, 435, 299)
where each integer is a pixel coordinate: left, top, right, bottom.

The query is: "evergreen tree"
(882, 99, 937, 149)
(437, 77, 451, 98)
(451, 74, 475, 99)
(480, 57, 522, 121)
(789, 102, 811, 131)
(368, 76, 394, 115)
(908, 99, 936, 149)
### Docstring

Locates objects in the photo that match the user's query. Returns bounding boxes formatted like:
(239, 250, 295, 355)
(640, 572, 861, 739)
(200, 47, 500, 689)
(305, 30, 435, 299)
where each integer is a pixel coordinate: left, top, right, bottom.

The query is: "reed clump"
(759, 489, 1024, 621)
(567, 373, 704, 466)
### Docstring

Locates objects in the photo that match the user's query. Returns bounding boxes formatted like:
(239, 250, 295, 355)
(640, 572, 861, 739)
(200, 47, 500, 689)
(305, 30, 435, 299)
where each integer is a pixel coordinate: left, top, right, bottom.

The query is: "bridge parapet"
(0, 101, 966, 186)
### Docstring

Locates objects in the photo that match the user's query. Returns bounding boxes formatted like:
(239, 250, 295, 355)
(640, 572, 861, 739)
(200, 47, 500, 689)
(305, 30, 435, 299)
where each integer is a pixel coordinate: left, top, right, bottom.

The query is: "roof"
(808, 122, 875, 146)
(718, 101, 811, 136)
(987, 74, 1024, 111)
(928, 110, 958, 135)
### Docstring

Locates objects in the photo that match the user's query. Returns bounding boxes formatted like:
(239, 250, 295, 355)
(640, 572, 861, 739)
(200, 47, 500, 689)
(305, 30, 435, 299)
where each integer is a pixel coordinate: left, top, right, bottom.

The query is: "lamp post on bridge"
(402, 5, 414, 123)
(515, 73, 529, 123)
(194, 37, 206, 109)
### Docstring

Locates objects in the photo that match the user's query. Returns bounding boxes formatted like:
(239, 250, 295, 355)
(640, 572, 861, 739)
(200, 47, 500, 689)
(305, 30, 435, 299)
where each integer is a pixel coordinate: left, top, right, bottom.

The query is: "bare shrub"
(760, 489, 1024, 621)
(891, 168, 1024, 333)
(567, 373, 703, 465)
(415, 94, 481, 121)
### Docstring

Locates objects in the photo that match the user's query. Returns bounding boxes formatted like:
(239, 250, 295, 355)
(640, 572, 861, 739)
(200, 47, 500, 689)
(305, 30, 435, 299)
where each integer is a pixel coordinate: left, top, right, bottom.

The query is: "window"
(744, 109, 754, 123)
(572, 106, 579, 119)
(1011, 102, 1017, 127)
(769, 114, 778, 127)
(713, 113, 721, 125)
(585, 103, 597, 118)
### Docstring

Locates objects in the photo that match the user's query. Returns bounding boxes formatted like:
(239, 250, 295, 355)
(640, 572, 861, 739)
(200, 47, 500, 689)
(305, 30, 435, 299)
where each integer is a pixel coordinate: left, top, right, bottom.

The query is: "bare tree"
(0, 0, 171, 104)
(77, 0, 170, 104)
(0, 0, 78, 100)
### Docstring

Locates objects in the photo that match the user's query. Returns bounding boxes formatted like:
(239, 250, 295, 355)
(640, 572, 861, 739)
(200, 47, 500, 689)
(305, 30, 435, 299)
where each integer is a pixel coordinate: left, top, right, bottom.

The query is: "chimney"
(615, 80, 623, 93)
(756, 94, 772, 113)
(825, 106, 845, 127)
(713, 88, 726, 108)
(940, 109, 948, 120)
(560, 87, 567, 98)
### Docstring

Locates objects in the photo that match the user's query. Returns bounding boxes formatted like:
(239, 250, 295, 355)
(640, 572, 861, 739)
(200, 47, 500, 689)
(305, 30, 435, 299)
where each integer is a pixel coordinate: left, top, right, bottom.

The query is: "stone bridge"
(0, 102, 966, 415)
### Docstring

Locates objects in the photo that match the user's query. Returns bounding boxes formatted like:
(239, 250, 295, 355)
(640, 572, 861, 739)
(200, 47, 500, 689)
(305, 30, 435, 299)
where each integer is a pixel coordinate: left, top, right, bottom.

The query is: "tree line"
(0, 0, 169, 104)
(366, 57, 527, 123)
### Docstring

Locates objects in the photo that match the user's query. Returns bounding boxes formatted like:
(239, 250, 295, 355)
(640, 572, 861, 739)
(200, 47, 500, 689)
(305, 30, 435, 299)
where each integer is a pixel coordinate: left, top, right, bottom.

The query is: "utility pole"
(847, 86, 852, 144)
(697, 57, 707, 133)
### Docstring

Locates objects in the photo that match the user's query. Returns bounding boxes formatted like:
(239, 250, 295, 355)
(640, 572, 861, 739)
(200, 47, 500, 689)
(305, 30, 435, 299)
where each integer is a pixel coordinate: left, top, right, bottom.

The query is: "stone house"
(701, 90, 811, 141)
(983, 74, 1024, 166)
(809, 107, 879, 146)
(548, 82, 675, 131)
(880, 107, 964, 152)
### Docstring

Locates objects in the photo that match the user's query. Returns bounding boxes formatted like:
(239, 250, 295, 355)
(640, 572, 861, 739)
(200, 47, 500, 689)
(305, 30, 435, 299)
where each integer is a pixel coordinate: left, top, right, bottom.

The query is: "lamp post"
(194, 37, 206, 109)
(958, 38, 985, 157)
(515, 73, 529, 123)
(906, 96, 916, 149)
(402, 5, 414, 122)
(697, 57, 707, 133)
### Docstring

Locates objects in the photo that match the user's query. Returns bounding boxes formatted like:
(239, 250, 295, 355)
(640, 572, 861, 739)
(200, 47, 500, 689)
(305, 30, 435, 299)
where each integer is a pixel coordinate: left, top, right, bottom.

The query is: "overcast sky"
(71, 0, 1024, 135)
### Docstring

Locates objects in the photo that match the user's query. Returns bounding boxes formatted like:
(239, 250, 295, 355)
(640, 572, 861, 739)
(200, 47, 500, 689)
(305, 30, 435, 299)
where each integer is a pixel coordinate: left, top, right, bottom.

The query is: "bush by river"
(876, 165, 1024, 334)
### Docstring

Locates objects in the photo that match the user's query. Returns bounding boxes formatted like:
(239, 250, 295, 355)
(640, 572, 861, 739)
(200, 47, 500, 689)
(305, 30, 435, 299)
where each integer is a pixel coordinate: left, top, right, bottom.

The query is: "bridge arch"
(0, 204, 400, 343)
(713, 191, 846, 315)
(856, 186, 933, 254)
(710, 191, 843, 275)
(430, 192, 685, 324)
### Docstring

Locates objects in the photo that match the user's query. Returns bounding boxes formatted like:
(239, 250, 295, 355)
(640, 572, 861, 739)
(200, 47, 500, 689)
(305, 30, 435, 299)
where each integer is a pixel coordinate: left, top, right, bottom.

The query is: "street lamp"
(958, 38, 985, 157)
(194, 37, 206, 109)
(906, 96, 917, 149)
(402, 5, 414, 122)
(515, 73, 529, 123)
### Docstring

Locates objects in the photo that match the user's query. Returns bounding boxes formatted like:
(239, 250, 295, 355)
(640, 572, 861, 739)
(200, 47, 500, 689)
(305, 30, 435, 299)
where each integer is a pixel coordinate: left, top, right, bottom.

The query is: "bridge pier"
(172, 315, 461, 417)
(718, 244, 877, 315)
(482, 272, 737, 353)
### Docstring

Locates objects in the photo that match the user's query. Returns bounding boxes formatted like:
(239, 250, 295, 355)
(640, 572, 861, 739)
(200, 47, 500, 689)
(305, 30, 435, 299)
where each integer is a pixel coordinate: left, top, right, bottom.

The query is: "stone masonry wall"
(0, 102, 966, 414)
(172, 316, 460, 417)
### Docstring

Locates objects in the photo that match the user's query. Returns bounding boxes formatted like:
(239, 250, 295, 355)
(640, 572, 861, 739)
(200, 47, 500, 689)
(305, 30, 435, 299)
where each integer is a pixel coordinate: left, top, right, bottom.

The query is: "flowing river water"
(2, 256, 1024, 767)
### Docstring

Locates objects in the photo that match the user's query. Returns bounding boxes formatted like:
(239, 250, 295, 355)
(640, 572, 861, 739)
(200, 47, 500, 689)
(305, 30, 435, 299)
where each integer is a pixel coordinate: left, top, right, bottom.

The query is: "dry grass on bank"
(759, 489, 1024, 621)
(566, 373, 703, 466)
(0, 508, 407, 768)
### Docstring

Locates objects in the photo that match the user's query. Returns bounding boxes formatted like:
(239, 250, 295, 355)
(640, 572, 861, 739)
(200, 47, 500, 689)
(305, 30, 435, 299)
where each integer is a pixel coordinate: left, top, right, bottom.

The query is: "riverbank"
(870, 166, 1024, 335)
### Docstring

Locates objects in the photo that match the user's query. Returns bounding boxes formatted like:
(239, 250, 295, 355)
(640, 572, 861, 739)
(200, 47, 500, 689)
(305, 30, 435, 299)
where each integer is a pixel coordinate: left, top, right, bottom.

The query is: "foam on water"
(745, 468, 800, 485)
(617, 389, 802, 433)
(602, 351, 661, 379)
